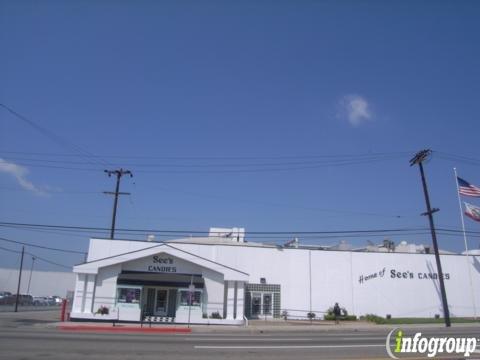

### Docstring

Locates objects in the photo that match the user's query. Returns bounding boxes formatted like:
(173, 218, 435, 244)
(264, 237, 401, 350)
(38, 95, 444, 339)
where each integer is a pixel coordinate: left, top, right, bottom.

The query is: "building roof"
(74, 241, 249, 281)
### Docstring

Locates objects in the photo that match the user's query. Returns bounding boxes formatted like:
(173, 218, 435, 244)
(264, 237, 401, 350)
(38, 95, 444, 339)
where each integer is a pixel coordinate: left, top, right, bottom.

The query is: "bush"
(96, 305, 109, 315)
(210, 311, 222, 319)
(307, 312, 316, 320)
(363, 314, 387, 324)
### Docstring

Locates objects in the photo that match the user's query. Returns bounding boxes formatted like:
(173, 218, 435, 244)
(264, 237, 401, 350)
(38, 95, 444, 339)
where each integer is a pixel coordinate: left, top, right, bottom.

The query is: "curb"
(58, 325, 192, 334)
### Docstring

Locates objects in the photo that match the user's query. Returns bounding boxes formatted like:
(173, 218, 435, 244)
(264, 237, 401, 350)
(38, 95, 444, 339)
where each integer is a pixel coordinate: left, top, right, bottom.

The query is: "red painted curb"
(58, 325, 192, 333)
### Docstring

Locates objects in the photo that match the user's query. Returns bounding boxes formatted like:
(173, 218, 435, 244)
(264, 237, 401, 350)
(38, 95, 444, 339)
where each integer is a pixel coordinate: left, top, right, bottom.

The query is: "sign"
(122, 253, 204, 275)
(358, 267, 451, 285)
(147, 256, 176, 273)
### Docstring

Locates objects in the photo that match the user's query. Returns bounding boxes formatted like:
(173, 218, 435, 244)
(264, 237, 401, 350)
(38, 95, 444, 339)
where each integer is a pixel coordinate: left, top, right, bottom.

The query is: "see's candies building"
(70, 228, 480, 324)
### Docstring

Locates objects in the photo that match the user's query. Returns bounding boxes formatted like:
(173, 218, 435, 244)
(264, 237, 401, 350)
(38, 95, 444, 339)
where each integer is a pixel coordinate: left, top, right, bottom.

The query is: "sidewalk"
(57, 321, 192, 333)
(53, 318, 480, 334)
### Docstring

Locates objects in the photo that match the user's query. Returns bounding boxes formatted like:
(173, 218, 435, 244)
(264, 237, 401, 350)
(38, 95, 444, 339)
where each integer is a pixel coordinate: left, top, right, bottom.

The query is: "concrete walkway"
(50, 318, 480, 334)
(2, 310, 477, 334)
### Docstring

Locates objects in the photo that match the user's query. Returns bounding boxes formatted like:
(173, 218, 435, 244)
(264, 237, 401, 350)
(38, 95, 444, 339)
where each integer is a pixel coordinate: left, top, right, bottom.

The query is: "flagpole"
(453, 167, 477, 319)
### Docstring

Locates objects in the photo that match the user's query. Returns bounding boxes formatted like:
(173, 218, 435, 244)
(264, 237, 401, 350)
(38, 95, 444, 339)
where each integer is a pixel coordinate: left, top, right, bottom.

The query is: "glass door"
(145, 288, 155, 316)
(251, 293, 262, 317)
(155, 289, 168, 316)
(262, 293, 272, 316)
(250, 292, 273, 318)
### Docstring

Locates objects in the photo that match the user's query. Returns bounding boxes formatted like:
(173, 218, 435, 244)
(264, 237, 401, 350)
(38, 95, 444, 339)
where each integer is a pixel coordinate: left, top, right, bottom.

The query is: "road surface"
(0, 311, 479, 359)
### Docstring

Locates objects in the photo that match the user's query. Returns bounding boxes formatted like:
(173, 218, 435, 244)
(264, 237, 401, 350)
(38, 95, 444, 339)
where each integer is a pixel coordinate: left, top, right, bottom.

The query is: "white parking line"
(195, 344, 385, 349)
(187, 338, 313, 341)
(339, 337, 386, 341)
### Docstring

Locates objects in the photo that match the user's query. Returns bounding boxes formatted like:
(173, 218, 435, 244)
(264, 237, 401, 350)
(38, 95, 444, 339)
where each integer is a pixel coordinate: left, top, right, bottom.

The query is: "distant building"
(0, 268, 75, 297)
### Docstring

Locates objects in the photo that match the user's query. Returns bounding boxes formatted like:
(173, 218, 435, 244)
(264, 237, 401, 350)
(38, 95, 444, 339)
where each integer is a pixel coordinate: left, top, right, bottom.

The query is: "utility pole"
(410, 149, 451, 327)
(26, 256, 36, 295)
(14, 246, 25, 312)
(104, 169, 133, 239)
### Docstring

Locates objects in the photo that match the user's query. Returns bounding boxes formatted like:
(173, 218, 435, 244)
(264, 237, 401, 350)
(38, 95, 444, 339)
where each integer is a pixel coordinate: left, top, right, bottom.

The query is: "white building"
(71, 230, 480, 324)
(0, 268, 75, 297)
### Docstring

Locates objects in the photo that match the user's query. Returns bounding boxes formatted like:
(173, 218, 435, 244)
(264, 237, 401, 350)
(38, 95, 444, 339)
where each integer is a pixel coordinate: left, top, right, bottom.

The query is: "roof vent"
(209, 227, 245, 242)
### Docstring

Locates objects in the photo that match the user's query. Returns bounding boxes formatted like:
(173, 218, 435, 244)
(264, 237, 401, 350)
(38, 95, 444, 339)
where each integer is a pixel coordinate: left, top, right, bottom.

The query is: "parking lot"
(0, 292, 66, 312)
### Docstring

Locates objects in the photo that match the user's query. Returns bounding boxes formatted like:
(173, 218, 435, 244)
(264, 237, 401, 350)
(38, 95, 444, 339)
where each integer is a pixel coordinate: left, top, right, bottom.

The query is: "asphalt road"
(1, 311, 479, 360)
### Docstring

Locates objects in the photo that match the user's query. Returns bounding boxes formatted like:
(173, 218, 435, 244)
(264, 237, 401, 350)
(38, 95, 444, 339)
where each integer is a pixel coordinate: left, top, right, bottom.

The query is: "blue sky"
(1, 0, 480, 271)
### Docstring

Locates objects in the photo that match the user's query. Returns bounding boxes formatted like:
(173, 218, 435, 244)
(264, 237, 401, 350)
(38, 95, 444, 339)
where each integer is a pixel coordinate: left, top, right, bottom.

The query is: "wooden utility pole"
(104, 169, 133, 239)
(410, 149, 451, 327)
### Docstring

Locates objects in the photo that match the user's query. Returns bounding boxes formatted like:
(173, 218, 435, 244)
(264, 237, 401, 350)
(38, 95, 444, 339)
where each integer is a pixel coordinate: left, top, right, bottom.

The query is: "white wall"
(202, 268, 224, 316)
(170, 242, 480, 318)
(92, 264, 121, 312)
(83, 239, 480, 318)
(0, 268, 74, 297)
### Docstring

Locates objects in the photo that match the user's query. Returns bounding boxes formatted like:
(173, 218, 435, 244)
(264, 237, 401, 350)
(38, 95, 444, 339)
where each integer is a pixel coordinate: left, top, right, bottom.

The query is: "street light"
(26, 256, 35, 295)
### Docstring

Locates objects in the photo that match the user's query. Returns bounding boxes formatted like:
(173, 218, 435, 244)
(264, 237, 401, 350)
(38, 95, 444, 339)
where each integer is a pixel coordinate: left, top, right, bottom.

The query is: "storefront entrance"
(143, 287, 178, 317)
(155, 289, 168, 315)
(251, 292, 273, 318)
(245, 283, 280, 319)
(145, 287, 170, 316)
(117, 272, 206, 320)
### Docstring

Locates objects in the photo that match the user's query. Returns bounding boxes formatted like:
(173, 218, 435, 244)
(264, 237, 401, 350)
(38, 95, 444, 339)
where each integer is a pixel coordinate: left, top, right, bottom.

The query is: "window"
(179, 290, 202, 307)
(117, 287, 141, 304)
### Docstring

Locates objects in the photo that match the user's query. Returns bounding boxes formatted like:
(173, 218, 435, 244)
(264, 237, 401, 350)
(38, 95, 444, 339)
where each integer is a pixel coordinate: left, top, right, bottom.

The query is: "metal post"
(14, 246, 25, 312)
(410, 150, 451, 327)
(453, 168, 477, 319)
(309, 250, 312, 324)
(26, 256, 35, 295)
(187, 275, 194, 328)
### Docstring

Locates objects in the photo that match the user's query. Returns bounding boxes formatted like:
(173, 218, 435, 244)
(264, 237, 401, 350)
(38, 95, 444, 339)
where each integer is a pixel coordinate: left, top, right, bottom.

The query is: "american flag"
(457, 177, 480, 197)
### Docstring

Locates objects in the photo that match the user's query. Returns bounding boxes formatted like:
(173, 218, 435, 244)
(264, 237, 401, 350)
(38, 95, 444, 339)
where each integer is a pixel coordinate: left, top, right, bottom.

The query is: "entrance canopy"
(73, 243, 249, 281)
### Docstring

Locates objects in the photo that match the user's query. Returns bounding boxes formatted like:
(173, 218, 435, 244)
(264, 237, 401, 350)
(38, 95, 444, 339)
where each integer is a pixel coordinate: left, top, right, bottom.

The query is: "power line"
(21, 226, 480, 239)
(0, 236, 86, 255)
(0, 153, 406, 168)
(0, 186, 102, 195)
(0, 149, 413, 160)
(0, 148, 411, 173)
(435, 151, 480, 166)
(1, 220, 477, 236)
(0, 103, 110, 167)
(0, 245, 72, 269)
(0, 245, 22, 254)
(151, 185, 411, 219)
(2, 157, 406, 173)
(26, 252, 71, 269)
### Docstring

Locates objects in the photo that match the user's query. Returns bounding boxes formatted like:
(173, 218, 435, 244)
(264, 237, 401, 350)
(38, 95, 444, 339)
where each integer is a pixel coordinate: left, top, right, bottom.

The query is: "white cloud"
(338, 94, 372, 126)
(0, 158, 45, 196)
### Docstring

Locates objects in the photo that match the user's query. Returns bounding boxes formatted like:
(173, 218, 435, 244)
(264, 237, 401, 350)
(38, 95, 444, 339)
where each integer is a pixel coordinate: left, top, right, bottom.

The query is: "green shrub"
(210, 311, 222, 319)
(363, 314, 387, 324)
